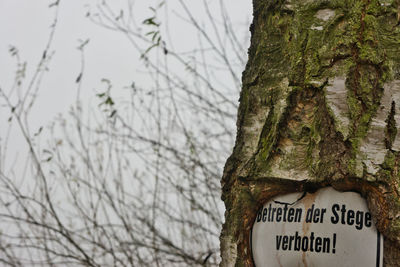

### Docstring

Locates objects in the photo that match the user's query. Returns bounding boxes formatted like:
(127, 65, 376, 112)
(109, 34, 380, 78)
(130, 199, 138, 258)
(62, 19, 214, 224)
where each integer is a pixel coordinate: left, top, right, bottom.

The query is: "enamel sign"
(251, 187, 383, 267)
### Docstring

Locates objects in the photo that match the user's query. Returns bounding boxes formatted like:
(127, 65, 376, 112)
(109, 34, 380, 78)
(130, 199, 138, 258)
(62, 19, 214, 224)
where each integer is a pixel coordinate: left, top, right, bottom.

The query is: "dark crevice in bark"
(386, 101, 397, 150)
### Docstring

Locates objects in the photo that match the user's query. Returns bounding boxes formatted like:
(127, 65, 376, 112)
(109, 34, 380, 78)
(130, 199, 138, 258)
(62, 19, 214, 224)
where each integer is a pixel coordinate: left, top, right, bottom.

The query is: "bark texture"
(220, 0, 400, 266)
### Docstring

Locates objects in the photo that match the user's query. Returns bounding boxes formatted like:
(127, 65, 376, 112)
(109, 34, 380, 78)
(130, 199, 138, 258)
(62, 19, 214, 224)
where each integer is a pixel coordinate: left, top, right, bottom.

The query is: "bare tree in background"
(0, 0, 249, 266)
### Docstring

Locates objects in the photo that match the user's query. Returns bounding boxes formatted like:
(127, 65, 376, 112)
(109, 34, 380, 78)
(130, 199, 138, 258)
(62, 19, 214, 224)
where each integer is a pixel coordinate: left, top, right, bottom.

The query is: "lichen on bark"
(221, 0, 400, 266)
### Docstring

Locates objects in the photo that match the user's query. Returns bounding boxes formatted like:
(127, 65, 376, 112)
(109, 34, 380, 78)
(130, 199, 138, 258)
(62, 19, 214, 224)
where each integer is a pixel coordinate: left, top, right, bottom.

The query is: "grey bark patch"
(325, 77, 350, 139)
(387, 81, 400, 151)
(268, 149, 312, 181)
(315, 9, 335, 21)
(310, 25, 324, 31)
(360, 81, 400, 174)
(238, 79, 292, 178)
(261, 80, 312, 181)
(220, 236, 237, 267)
(379, 0, 392, 7)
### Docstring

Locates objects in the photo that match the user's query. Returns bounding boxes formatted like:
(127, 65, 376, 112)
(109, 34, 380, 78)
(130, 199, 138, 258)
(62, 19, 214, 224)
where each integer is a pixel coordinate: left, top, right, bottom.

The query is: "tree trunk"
(220, 0, 400, 266)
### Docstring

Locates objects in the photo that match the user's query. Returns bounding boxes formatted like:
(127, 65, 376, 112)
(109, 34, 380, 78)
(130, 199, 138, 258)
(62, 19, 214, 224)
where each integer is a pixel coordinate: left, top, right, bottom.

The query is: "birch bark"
(221, 1, 400, 266)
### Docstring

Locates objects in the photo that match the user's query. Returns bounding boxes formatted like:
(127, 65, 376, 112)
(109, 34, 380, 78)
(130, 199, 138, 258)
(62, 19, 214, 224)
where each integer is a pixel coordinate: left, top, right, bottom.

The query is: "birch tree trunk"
(220, 0, 400, 266)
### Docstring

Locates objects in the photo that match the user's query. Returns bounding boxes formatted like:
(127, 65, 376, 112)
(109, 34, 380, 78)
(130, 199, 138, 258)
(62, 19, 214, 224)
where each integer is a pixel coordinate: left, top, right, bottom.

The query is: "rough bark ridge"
(220, 0, 400, 266)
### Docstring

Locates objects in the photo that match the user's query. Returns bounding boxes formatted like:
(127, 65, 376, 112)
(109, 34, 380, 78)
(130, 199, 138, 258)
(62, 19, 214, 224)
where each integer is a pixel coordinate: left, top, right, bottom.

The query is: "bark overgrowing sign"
(251, 187, 383, 267)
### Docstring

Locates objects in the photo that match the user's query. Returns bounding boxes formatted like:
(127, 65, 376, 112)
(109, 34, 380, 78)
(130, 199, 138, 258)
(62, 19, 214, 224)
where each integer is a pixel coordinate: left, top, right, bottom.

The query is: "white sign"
(252, 187, 383, 267)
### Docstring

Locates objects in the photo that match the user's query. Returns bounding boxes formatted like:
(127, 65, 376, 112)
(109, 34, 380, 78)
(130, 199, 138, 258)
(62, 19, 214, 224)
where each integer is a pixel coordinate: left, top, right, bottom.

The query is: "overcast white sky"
(0, 0, 252, 130)
(1, 0, 139, 129)
(0, 0, 252, 176)
(0, 2, 252, 262)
